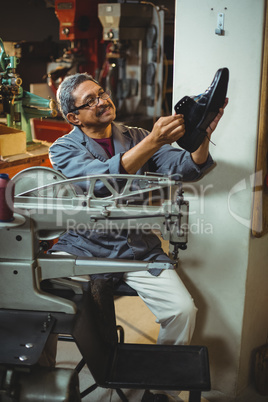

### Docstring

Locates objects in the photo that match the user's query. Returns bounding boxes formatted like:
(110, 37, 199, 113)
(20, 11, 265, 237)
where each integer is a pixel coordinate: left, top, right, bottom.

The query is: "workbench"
(0, 141, 52, 178)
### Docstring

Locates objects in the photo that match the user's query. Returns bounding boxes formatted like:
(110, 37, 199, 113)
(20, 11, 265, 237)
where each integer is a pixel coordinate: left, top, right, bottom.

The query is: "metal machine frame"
(0, 168, 210, 402)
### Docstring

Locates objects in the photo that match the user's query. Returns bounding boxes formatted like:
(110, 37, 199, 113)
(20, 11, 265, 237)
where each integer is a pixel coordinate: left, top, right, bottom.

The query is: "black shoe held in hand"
(174, 67, 229, 152)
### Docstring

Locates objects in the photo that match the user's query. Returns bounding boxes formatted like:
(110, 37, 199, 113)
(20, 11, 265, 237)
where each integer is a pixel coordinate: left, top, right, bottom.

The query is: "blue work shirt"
(48, 122, 214, 281)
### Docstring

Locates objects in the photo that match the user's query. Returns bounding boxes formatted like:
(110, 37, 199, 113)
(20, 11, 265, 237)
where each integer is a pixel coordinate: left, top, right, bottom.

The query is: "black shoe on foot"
(174, 67, 229, 152)
(141, 390, 169, 402)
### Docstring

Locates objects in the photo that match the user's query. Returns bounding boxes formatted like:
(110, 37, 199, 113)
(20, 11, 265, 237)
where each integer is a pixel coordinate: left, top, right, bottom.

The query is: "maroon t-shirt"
(93, 136, 127, 173)
(93, 136, 115, 158)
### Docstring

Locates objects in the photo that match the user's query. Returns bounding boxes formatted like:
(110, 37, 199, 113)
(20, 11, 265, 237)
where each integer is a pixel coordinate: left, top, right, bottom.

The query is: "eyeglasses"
(69, 89, 112, 113)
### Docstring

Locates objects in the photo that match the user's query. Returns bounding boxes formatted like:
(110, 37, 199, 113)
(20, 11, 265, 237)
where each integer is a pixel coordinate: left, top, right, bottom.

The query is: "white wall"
(173, 0, 268, 398)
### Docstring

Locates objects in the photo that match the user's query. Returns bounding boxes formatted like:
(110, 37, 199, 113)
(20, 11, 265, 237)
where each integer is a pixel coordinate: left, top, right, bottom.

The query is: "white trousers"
(123, 269, 197, 345)
(51, 252, 197, 346)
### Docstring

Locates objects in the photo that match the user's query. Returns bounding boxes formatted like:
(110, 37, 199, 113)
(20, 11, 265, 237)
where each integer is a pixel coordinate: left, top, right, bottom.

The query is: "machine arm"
(0, 167, 189, 314)
(0, 165, 192, 399)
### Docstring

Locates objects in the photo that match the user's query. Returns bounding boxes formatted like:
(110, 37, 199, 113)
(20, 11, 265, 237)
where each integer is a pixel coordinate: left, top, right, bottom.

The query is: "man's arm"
(121, 114, 185, 174)
(121, 99, 227, 174)
(191, 98, 228, 165)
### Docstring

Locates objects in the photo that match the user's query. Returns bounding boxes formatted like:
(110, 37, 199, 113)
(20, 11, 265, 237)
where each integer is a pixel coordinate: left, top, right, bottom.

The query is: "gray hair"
(56, 73, 99, 122)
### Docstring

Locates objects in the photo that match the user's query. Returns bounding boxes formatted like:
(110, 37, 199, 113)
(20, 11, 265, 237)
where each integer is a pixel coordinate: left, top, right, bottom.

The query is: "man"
(49, 72, 226, 398)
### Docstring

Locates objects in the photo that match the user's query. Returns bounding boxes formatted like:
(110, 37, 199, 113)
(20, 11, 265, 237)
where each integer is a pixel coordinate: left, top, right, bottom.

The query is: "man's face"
(67, 80, 116, 130)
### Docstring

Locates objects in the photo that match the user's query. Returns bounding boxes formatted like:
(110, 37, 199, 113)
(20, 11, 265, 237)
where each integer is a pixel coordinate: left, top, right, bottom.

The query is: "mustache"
(96, 104, 112, 116)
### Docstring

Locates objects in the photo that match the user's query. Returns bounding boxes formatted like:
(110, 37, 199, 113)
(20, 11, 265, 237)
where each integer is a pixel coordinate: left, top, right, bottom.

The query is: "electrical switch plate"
(215, 12, 225, 35)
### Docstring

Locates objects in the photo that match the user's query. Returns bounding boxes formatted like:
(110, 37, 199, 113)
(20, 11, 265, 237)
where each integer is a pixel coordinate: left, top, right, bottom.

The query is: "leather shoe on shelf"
(174, 67, 229, 152)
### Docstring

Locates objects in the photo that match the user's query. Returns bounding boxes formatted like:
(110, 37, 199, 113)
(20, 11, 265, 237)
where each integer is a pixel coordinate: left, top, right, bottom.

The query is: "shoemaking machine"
(0, 167, 211, 401)
(97, 2, 164, 122)
(51, 0, 164, 126)
(0, 39, 57, 144)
